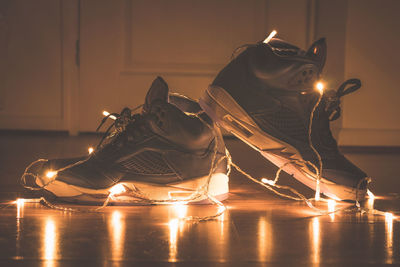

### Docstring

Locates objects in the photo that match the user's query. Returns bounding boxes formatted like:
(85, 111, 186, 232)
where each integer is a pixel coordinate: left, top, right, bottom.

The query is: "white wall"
(1, 0, 400, 146)
(339, 0, 400, 146)
(306, 0, 400, 146)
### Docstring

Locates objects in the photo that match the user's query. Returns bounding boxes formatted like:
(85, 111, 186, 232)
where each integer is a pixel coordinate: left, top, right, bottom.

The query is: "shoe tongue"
(143, 76, 169, 113)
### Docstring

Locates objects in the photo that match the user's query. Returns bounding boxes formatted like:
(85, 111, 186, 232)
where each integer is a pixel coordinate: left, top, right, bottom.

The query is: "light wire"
(19, 95, 397, 222)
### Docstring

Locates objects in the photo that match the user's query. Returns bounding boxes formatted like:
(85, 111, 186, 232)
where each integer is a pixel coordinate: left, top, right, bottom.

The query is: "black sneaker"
(24, 77, 229, 204)
(199, 37, 369, 201)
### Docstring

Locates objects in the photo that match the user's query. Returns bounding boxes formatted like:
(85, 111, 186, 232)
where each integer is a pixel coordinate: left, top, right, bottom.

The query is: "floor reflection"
(168, 204, 188, 262)
(327, 200, 336, 221)
(42, 217, 58, 267)
(15, 199, 24, 260)
(385, 212, 393, 264)
(310, 217, 320, 266)
(16, 198, 24, 219)
(108, 210, 126, 261)
(217, 207, 228, 260)
(168, 218, 181, 262)
(257, 215, 273, 262)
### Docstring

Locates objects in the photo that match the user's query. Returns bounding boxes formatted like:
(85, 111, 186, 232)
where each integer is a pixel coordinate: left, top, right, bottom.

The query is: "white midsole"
(41, 173, 229, 204)
(261, 151, 366, 201)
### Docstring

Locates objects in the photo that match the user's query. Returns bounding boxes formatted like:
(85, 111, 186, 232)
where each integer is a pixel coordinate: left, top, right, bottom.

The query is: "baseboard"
(338, 128, 400, 146)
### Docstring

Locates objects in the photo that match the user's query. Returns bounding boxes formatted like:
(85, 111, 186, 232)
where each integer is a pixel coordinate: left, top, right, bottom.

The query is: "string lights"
(109, 184, 127, 197)
(17, 104, 398, 222)
(263, 30, 277, 44)
(102, 111, 117, 120)
(17, 31, 397, 223)
(310, 81, 324, 201)
(45, 171, 57, 179)
(19, 108, 229, 221)
(367, 189, 375, 199)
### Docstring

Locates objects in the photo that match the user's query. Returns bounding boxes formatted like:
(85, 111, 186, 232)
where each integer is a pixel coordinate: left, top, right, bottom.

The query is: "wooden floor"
(0, 132, 399, 266)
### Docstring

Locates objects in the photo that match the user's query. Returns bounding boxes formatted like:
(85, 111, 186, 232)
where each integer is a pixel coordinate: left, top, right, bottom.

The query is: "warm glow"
(109, 184, 126, 196)
(258, 216, 272, 262)
(103, 110, 117, 120)
(261, 178, 275, 186)
(109, 211, 125, 260)
(46, 171, 57, 179)
(385, 212, 394, 263)
(385, 212, 394, 221)
(315, 180, 320, 201)
(311, 217, 320, 264)
(88, 147, 94, 154)
(172, 203, 188, 219)
(263, 30, 277, 44)
(327, 199, 336, 212)
(367, 195, 375, 210)
(168, 191, 192, 201)
(43, 217, 57, 262)
(168, 219, 179, 262)
(367, 190, 375, 210)
(16, 198, 25, 205)
(367, 189, 375, 199)
(168, 204, 188, 262)
(327, 199, 336, 221)
(316, 81, 325, 94)
(16, 198, 24, 219)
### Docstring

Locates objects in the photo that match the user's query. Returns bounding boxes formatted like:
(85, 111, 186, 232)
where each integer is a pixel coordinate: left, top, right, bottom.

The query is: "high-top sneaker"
(23, 77, 229, 204)
(199, 37, 369, 201)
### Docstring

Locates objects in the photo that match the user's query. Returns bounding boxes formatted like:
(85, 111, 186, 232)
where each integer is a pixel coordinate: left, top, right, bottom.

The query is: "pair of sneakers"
(22, 37, 370, 204)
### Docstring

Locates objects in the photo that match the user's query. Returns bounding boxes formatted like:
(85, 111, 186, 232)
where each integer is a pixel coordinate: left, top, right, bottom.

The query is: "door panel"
(80, 0, 312, 132)
(0, 0, 64, 130)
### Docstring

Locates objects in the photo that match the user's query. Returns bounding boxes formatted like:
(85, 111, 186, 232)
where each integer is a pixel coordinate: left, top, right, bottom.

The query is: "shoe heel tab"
(306, 38, 327, 71)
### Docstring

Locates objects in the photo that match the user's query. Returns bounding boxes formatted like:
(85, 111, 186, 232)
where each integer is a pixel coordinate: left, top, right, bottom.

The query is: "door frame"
(61, 0, 80, 135)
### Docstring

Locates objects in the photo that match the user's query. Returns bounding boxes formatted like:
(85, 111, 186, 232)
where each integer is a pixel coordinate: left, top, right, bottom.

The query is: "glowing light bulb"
(314, 180, 320, 201)
(103, 110, 117, 120)
(316, 81, 324, 95)
(385, 212, 394, 221)
(88, 147, 94, 154)
(261, 178, 275, 186)
(327, 199, 336, 220)
(263, 30, 277, 44)
(327, 199, 336, 212)
(172, 203, 188, 219)
(109, 184, 126, 196)
(16, 198, 25, 205)
(367, 189, 375, 199)
(16, 198, 25, 219)
(46, 171, 57, 179)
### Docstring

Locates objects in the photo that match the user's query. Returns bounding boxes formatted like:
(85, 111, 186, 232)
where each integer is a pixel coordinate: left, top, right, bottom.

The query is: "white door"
(0, 0, 66, 130)
(79, 0, 314, 132)
(0, 0, 314, 134)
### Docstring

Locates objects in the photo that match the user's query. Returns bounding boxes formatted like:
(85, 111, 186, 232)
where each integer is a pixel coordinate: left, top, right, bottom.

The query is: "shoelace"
(309, 78, 362, 154)
(324, 78, 361, 121)
(95, 105, 143, 149)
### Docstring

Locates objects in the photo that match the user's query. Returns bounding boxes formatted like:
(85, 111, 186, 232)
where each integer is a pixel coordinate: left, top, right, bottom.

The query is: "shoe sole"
(39, 172, 229, 205)
(199, 85, 366, 201)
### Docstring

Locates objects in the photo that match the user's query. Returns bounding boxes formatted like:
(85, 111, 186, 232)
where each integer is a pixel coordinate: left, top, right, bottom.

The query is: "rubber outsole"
(199, 85, 367, 201)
